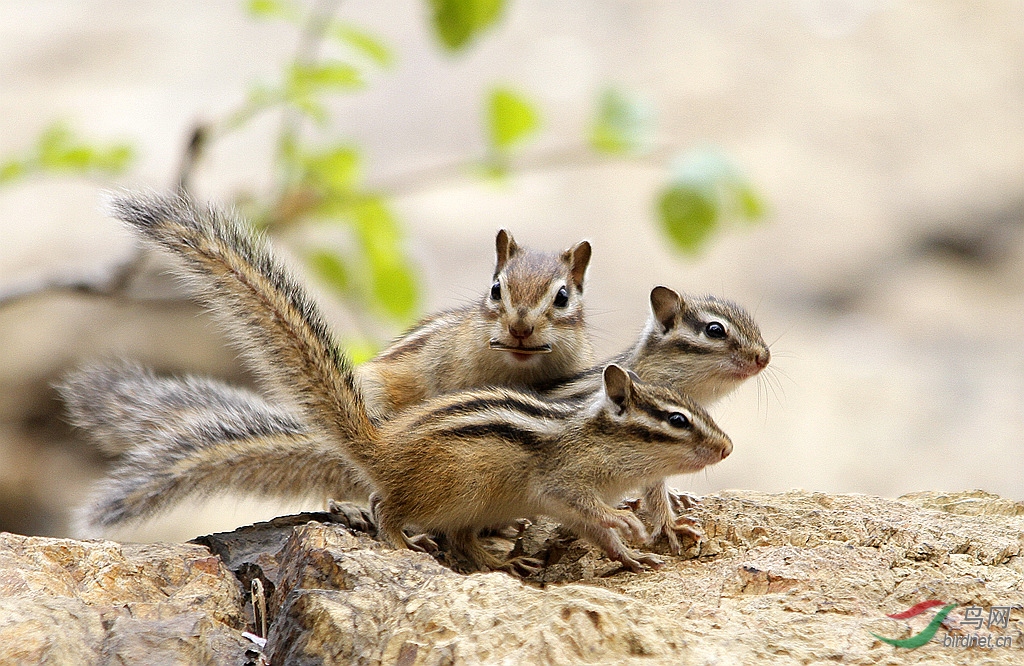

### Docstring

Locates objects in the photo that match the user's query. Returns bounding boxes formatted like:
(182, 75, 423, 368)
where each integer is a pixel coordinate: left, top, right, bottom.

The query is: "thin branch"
(370, 142, 679, 198)
(176, 125, 210, 195)
(0, 249, 187, 309)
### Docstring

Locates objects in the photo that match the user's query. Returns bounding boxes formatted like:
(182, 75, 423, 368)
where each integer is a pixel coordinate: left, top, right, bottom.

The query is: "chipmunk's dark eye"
(668, 412, 691, 429)
(553, 285, 569, 308)
(490, 281, 501, 300)
(705, 322, 726, 339)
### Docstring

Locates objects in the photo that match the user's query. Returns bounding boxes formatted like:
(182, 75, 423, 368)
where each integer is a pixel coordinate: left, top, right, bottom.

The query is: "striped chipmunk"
(352, 363, 731, 573)
(61, 193, 595, 533)
(537, 286, 770, 554)
(60, 193, 732, 574)
(62, 194, 769, 556)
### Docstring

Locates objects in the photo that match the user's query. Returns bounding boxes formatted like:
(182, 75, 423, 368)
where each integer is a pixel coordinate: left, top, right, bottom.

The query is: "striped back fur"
(108, 194, 376, 460)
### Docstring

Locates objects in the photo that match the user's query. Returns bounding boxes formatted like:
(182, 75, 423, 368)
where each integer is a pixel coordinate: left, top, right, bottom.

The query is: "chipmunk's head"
(483, 229, 591, 370)
(598, 364, 732, 473)
(631, 287, 770, 404)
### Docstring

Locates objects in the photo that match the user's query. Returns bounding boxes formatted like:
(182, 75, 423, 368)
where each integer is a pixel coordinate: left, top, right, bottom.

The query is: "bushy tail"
(107, 193, 377, 466)
(59, 363, 372, 531)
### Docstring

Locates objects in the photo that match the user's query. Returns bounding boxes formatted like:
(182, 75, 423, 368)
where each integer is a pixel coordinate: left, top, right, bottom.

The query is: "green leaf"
(308, 249, 351, 294)
(658, 183, 718, 254)
(370, 260, 418, 322)
(93, 145, 133, 172)
(245, 0, 291, 18)
(488, 87, 539, 152)
(1, 122, 135, 183)
(589, 88, 652, 155)
(330, 24, 394, 68)
(0, 160, 24, 185)
(657, 148, 766, 254)
(36, 124, 74, 167)
(353, 197, 419, 321)
(288, 62, 363, 97)
(430, 0, 506, 51)
(733, 181, 765, 221)
(303, 146, 361, 193)
(342, 338, 379, 366)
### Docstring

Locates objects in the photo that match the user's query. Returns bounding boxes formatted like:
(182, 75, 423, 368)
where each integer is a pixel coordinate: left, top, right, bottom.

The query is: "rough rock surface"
(3, 490, 1024, 665)
(0, 532, 255, 664)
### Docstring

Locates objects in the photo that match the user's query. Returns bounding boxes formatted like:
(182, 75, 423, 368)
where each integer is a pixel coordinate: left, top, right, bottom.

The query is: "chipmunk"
(64, 193, 733, 575)
(360, 363, 731, 573)
(359, 228, 593, 421)
(62, 193, 592, 529)
(538, 286, 771, 553)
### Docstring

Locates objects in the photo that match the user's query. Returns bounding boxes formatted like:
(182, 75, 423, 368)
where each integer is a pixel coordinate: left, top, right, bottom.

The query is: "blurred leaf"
(353, 197, 418, 321)
(0, 161, 24, 184)
(589, 88, 653, 155)
(245, 0, 297, 19)
(658, 183, 718, 254)
(288, 62, 363, 97)
(92, 145, 134, 172)
(658, 149, 766, 254)
(734, 181, 766, 221)
(330, 24, 394, 68)
(488, 87, 539, 152)
(0, 122, 133, 187)
(308, 249, 351, 294)
(430, 0, 506, 51)
(342, 338, 379, 366)
(370, 260, 418, 322)
(303, 146, 361, 193)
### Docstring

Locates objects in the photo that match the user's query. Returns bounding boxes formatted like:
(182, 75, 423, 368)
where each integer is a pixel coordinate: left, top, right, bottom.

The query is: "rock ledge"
(2, 490, 1022, 665)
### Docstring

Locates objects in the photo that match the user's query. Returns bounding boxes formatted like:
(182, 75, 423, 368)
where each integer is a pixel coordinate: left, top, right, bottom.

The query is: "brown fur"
(65, 193, 595, 532)
(364, 366, 732, 572)
(358, 230, 594, 421)
(540, 286, 770, 553)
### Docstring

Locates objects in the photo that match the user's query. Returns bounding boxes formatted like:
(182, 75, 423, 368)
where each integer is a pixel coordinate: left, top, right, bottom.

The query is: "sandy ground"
(0, 0, 1022, 540)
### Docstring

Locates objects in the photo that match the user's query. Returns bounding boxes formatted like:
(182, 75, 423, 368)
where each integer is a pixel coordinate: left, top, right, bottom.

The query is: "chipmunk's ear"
(495, 230, 520, 275)
(603, 364, 633, 409)
(650, 286, 682, 333)
(561, 240, 592, 291)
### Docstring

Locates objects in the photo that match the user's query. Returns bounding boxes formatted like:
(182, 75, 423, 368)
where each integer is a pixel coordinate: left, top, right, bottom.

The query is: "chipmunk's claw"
(326, 499, 374, 533)
(405, 532, 439, 553)
(500, 556, 545, 577)
(668, 489, 700, 513)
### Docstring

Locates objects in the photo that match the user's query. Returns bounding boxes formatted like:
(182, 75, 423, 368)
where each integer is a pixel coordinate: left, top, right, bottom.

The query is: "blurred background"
(1, 0, 1022, 541)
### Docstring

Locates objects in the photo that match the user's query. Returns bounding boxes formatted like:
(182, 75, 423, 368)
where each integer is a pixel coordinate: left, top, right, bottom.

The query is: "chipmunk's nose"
(755, 348, 771, 369)
(719, 438, 733, 460)
(509, 321, 534, 340)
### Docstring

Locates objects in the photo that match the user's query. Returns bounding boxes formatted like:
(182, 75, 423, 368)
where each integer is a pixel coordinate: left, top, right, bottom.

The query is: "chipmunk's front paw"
(602, 509, 649, 543)
(615, 550, 664, 573)
(655, 514, 704, 553)
(668, 489, 700, 513)
(651, 513, 703, 555)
